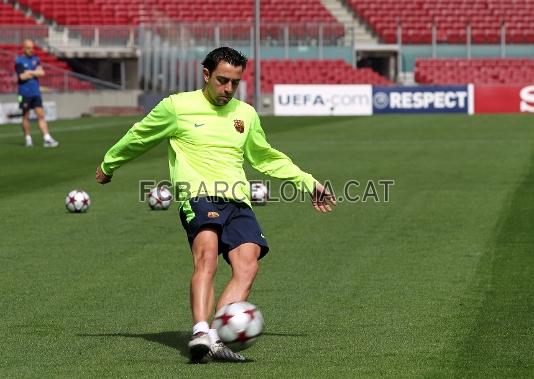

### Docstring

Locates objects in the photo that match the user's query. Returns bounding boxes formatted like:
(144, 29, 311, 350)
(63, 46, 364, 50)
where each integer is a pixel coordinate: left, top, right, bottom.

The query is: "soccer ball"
(250, 182, 268, 205)
(213, 301, 264, 351)
(147, 186, 172, 210)
(65, 190, 91, 213)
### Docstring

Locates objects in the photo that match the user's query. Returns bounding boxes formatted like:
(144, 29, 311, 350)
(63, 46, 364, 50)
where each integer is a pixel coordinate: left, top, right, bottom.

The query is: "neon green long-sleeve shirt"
(101, 89, 316, 207)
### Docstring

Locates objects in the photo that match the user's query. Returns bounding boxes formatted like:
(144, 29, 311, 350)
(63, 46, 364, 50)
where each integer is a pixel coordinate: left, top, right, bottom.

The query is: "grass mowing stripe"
(0, 120, 130, 139)
(453, 150, 534, 377)
(0, 114, 346, 139)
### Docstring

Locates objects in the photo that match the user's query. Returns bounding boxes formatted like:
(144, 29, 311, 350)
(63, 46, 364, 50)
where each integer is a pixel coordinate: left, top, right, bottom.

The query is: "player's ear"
(202, 67, 210, 83)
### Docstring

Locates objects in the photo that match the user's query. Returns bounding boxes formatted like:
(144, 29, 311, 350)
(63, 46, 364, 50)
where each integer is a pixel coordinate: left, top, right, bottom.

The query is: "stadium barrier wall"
(0, 90, 140, 123)
(273, 85, 475, 115)
(474, 85, 534, 114)
(372, 85, 474, 114)
(273, 85, 373, 116)
(0, 101, 56, 124)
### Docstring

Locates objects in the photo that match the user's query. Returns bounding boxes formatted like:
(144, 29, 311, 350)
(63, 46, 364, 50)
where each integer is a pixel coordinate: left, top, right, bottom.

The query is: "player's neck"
(201, 87, 215, 105)
(202, 87, 221, 107)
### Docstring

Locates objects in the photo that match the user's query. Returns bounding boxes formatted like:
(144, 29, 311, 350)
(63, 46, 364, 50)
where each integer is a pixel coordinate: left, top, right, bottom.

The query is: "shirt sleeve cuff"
(100, 162, 112, 177)
(301, 174, 317, 194)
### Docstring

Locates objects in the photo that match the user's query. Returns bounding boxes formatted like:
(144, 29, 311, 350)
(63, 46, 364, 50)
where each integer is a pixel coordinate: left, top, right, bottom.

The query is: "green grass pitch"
(1, 114, 534, 377)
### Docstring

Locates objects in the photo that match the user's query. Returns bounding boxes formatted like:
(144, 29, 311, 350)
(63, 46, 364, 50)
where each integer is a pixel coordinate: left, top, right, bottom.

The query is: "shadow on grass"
(78, 330, 307, 362)
(77, 331, 308, 352)
(78, 331, 191, 360)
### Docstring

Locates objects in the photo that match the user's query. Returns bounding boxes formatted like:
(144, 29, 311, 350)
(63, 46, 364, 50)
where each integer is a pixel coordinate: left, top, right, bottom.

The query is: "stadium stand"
(0, 2, 38, 25)
(0, 45, 93, 93)
(242, 59, 391, 96)
(18, 0, 130, 25)
(17, 0, 339, 25)
(347, 0, 534, 44)
(0, 44, 69, 70)
(415, 58, 534, 84)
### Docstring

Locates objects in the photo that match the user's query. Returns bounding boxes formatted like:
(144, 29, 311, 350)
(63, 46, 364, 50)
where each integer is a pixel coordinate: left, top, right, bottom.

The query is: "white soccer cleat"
(43, 137, 59, 148)
(208, 340, 246, 362)
(188, 333, 210, 363)
(25, 139, 33, 148)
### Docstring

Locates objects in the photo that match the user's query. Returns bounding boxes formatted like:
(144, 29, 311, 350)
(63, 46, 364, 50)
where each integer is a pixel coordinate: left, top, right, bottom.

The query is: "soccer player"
(15, 39, 59, 148)
(95, 47, 335, 362)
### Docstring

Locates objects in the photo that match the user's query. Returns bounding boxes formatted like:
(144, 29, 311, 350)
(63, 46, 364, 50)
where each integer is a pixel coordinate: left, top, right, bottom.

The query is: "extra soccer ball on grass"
(250, 182, 268, 205)
(65, 190, 91, 213)
(147, 186, 172, 210)
(213, 301, 264, 351)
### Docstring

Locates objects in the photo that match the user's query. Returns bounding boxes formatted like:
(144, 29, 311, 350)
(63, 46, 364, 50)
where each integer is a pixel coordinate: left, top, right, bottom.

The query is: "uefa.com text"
(138, 180, 395, 204)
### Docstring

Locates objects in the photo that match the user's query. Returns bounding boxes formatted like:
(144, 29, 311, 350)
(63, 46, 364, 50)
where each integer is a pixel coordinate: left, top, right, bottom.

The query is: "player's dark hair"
(202, 47, 248, 74)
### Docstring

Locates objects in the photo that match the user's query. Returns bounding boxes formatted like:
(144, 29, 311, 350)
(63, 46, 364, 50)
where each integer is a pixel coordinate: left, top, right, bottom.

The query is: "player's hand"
(95, 165, 112, 184)
(23, 71, 34, 79)
(33, 67, 45, 77)
(311, 182, 336, 213)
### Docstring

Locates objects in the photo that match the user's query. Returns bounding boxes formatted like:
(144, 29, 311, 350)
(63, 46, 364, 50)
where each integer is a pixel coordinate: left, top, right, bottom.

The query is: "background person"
(15, 39, 59, 148)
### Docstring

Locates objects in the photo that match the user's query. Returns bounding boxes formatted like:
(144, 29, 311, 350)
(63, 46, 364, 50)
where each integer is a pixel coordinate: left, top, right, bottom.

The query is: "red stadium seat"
(0, 2, 38, 25)
(347, 0, 534, 44)
(415, 58, 534, 84)
(16, 0, 342, 26)
(241, 59, 391, 99)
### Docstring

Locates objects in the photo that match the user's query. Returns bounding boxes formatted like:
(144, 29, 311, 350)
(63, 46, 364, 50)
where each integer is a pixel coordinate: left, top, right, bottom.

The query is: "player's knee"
(193, 250, 218, 277)
(233, 258, 258, 283)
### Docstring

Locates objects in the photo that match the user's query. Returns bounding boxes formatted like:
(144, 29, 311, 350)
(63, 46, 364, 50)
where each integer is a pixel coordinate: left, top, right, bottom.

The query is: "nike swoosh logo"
(194, 123, 204, 128)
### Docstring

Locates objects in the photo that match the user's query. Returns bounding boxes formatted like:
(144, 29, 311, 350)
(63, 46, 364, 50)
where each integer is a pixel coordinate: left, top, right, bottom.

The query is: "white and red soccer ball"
(147, 186, 173, 210)
(213, 301, 264, 351)
(250, 182, 268, 205)
(65, 190, 91, 213)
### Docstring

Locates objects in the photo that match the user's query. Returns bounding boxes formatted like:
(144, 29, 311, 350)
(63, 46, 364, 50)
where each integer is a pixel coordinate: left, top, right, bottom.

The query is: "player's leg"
(206, 243, 259, 362)
(22, 110, 32, 147)
(216, 205, 267, 308)
(34, 106, 50, 135)
(207, 204, 266, 362)
(190, 228, 219, 324)
(34, 105, 59, 147)
(188, 227, 219, 362)
(19, 97, 32, 147)
(217, 243, 260, 307)
(180, 198, 249, 362)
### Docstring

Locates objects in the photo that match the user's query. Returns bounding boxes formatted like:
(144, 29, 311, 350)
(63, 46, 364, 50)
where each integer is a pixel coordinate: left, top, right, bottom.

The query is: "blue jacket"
(15, 55, 42, 97)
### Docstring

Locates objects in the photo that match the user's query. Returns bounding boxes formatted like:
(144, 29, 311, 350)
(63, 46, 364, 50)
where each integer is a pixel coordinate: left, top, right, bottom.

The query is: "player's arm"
(244, 114, 335, 212)
(96, 97, 178, 184)
(32, 65, 45, 77)
(15, 62, 33, 81)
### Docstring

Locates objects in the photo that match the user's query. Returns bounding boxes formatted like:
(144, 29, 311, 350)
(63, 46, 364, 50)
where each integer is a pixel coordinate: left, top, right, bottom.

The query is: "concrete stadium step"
(319, 0, 379, 45)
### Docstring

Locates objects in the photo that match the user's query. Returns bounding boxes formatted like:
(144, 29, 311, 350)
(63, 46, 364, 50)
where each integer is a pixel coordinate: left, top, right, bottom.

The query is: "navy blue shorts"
(179, 197, 269, 264)
(19, 95, 43, 112)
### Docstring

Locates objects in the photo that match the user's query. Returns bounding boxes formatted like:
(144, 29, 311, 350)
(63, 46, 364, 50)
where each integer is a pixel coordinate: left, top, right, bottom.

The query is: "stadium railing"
(0, 48, 120, 93)
(0, 25, 48, 46)
(51, 25, 138, 48)
(0, 22, 346, 50)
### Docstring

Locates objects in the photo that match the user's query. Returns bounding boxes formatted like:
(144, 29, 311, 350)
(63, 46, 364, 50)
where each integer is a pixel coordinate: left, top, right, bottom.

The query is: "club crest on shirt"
(207, 211, 219, 218)
(234, 119, 245, 133)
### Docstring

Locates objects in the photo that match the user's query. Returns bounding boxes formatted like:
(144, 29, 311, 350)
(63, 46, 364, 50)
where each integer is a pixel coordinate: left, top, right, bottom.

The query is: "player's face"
(203, 61, 243, 106)
(23, 41, 34, 56)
